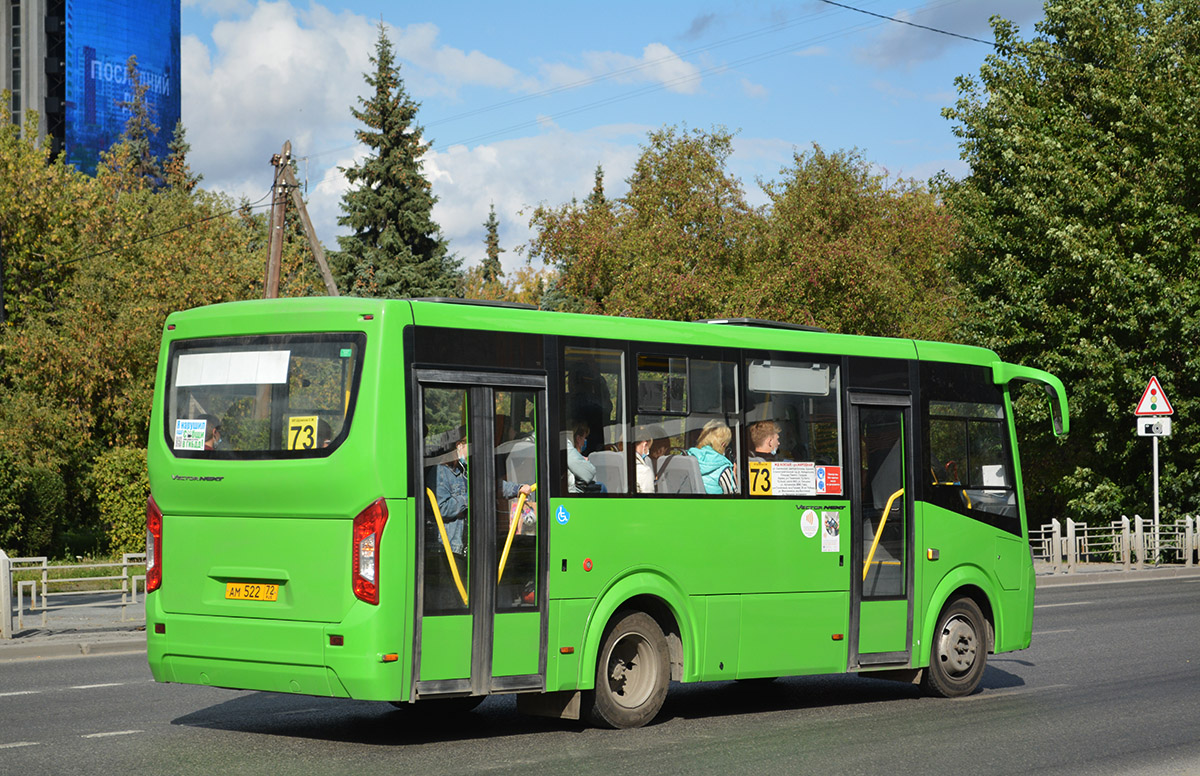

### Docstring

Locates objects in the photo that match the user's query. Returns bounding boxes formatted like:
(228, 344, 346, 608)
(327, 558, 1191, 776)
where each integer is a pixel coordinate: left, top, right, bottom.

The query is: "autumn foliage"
(527, 126, 958, 340)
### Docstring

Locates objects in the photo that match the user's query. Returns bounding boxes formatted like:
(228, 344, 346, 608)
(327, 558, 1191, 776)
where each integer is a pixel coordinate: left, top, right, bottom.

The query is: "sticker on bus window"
(174, 418, 206, 451)
(287, 415, 319, 450)
(751, 462, 844, 497)
(822, 511, 841, 552)
(816, 466, 843, 495)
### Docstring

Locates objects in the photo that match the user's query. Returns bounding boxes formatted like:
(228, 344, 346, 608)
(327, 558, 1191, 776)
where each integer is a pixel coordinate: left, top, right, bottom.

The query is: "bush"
(0, 453, 66, 555)
(92, 447, 149, 554)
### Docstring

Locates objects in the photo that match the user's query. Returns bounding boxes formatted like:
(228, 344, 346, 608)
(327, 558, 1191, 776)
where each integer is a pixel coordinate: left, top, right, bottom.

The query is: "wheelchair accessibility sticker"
(556, 505, 571, 525)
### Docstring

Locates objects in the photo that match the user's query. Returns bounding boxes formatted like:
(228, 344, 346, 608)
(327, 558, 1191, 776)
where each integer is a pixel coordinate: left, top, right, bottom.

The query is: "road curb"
(0, 634, 146, 662)
(1036, 565, 1200, 587)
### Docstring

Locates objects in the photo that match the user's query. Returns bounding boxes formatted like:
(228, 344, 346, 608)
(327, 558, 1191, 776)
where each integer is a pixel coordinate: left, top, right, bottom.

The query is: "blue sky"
(179, 0, 1045, 271)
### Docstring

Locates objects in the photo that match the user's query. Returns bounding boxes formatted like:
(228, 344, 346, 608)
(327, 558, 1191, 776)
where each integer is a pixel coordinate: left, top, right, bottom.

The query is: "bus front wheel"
(922, 596, 987, 698)
(585, 610, 670, 729)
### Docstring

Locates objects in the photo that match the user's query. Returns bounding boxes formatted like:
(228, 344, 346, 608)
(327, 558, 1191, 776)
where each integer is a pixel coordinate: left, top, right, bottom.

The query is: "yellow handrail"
(425, 487, 468, 606)
(863, 488, 905, 582)
(498, 484, 537, 583)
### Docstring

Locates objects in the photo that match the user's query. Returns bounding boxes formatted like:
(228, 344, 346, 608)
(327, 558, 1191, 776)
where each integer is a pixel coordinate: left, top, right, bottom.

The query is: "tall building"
(2, 0, 180, 174)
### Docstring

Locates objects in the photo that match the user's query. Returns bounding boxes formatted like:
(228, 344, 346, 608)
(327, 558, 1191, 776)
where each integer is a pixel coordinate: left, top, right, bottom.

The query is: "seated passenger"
(748, 420, 781, 462)
(567, 421, 604, 493)
(687, 420, 737, 494)
(634, 423, 668, 493)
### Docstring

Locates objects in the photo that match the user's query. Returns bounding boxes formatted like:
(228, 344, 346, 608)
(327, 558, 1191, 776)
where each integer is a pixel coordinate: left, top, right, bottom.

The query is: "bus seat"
(589, 450, 627, 494)
(505, 440, 536, 486)
(656, 455, 704, 494)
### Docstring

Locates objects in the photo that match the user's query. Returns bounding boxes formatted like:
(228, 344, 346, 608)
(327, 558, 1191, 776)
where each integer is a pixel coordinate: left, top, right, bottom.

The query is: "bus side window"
(562, 346, 627, 495)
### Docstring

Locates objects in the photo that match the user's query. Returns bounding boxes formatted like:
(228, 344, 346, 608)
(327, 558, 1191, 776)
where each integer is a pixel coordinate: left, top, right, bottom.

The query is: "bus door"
(413, 371, 548, 698)
(848, 392, 914, 667)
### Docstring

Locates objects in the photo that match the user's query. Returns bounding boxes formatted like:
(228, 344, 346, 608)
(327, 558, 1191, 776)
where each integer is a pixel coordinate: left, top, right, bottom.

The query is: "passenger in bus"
(429, 431, 532, 553)
(318, 419, 333, 448)
(748, 420, 781, 462)
(634, 423, 668, 493)
(201, 415, 222, 451)
(567, 421, 604, 493)
(687, 420, 737, 494)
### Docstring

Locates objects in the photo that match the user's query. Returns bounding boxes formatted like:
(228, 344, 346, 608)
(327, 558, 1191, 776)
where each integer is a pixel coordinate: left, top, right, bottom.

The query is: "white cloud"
(182, 0, 253, 15)
(183, 3, 375, 198)
(390, 22, 522, 97)
(857, 0, 1046, 69)
(536, 42, 702, 95)
(425, 126, 645, 272)
(740, 78, 768, 99)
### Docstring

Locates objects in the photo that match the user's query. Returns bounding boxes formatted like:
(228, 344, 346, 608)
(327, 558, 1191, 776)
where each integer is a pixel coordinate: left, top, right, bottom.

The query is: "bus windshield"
(164, 333, 365, 457)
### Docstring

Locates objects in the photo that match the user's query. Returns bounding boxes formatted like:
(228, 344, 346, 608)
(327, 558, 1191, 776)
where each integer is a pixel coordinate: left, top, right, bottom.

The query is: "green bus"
(146, 296, 1067, 728)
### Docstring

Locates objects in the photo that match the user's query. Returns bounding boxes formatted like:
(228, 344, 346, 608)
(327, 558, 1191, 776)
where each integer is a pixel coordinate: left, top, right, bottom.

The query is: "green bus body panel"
(551, 497, 851, 688)
(146, 297, 1054, 705)
(736, 593, 849, 678)
(161, 516, 350, 622)
(858, 600, 908, 654)
(419, 616, 472, 681)
(493, 613, 540, 677)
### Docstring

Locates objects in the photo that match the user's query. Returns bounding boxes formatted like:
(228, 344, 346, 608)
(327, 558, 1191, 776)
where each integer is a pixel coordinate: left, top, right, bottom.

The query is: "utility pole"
(264, 140, 339, 298)
(264, 142, 289, 299)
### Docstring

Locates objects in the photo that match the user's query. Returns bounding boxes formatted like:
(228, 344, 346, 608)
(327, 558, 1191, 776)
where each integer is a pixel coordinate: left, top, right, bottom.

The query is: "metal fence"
(1, 549, 146, 639)
(1031, 515, 1199, 573)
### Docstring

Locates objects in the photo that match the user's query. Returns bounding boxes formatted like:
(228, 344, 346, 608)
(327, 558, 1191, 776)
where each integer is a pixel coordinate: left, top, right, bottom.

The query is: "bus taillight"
(146, 495, 163, 593)
(352, 498, 389, 605)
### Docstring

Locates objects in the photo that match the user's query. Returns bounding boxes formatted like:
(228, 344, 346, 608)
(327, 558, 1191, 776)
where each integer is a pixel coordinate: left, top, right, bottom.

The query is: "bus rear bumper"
(147, 598, 407, 701)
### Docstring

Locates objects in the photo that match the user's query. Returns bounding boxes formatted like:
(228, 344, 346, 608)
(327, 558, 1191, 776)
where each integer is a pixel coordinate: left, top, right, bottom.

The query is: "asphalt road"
(2, 578, 1199, 776)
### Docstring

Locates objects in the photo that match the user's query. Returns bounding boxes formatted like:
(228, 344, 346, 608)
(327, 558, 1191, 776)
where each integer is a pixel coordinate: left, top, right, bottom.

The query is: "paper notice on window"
(176, 351, 290, 386)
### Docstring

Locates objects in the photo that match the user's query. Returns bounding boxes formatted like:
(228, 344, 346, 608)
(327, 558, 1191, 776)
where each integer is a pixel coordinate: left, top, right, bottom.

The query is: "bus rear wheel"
(586, 610, 670, 729)
(922, 596, 987, 698)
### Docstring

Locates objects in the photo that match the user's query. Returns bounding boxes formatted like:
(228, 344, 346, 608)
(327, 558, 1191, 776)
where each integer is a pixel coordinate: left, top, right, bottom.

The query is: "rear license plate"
(225, 582, 279, 602)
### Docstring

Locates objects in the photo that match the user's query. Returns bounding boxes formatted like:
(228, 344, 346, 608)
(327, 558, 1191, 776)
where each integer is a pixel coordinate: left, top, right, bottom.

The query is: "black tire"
(921, 596, 987, 698)
(585, 610, 670, 728)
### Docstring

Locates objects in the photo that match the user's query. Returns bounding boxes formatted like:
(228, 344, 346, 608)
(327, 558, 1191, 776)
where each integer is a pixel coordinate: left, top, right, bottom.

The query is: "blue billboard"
(63, 0, 181, 175)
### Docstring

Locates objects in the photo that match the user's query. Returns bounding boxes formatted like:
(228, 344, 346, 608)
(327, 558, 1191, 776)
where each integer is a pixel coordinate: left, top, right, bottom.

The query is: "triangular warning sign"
(1135, 376, 1173, 416)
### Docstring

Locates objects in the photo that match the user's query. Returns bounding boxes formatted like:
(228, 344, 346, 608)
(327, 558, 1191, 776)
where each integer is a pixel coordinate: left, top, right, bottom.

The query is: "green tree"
(0, 95, 96, 326)
(528, 126, 956, 335)
(330, 24, 460, 298)
(164, 119, 202, 193)
(104, 56, 163, 191)
(481, 203, 504, 283)
(754, 145, 958, 338)
(943, 0, 1200, 523)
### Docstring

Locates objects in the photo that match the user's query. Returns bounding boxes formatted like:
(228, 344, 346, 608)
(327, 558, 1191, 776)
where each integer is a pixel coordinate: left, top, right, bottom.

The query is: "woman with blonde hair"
(687, 420, 737, 494)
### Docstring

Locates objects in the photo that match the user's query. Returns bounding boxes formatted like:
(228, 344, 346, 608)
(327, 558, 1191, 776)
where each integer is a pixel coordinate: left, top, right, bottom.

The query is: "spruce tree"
(106, 55, 162, 190)
(481, 203, 503, 282)
(164, 119, 202, 193)
(330, 25, 460, 298)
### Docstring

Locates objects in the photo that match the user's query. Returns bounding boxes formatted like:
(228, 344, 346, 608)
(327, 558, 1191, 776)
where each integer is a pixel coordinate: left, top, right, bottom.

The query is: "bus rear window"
(165, 333, 365, 458)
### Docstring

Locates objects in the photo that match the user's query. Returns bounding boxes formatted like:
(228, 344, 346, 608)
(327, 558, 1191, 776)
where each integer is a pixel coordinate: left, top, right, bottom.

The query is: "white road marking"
(81, 730, 143, 739)
(1032, 628, 1077, 635)
(1035, 601, 1093, 608)
(0, 691, 41, 698)
(70, 682, 126, 690)
(0, 742, 40, 749)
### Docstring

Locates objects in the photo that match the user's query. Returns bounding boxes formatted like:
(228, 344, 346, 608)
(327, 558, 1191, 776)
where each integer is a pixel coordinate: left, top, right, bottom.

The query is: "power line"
(817, 0, 1135, 74)
(62, 189, 275, 267)
(298, 0, 904, 162)
(816, 0, 996, 48)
